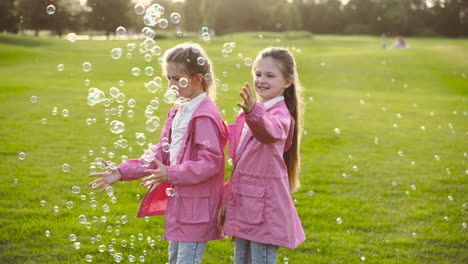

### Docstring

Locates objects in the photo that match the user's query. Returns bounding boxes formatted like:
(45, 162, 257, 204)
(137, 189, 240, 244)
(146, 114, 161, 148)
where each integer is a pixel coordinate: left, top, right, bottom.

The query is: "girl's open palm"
(237, 82, 255, 114)
(88, 160, 122, 192)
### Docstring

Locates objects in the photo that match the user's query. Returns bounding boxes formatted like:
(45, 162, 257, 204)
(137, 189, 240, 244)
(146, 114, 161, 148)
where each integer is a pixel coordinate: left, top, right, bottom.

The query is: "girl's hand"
(217, 203, 226, 231)
(237, 82, 255, 114)
(88, 160, 122, 192)
(142, 159, 168, 191)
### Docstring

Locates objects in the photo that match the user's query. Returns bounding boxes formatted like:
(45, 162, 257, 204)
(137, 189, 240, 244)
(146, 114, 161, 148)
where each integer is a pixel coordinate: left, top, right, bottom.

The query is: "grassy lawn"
(0, 32, 467, 263)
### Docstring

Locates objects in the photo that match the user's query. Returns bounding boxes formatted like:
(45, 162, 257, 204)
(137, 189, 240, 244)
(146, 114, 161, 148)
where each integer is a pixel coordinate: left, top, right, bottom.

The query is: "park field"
(0, 32, 467, 263)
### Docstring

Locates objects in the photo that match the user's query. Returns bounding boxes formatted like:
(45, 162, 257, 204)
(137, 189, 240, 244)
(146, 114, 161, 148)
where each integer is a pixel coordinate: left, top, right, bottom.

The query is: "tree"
(17, 0, 72, 37)
(0, 0, 17, 33)
(87, 0, 131, 37)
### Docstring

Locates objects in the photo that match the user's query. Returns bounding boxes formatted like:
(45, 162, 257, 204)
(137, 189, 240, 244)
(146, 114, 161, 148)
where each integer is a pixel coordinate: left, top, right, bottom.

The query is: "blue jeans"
(235, 237, 279, 264)
(168, 241, 207, 264)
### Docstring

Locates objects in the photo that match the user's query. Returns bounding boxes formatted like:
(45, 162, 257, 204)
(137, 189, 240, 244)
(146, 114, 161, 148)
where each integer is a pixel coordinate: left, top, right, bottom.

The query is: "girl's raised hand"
(88, 160, 122, 192)
(237, 82, 255, 114)
(142, 159, 168, 191)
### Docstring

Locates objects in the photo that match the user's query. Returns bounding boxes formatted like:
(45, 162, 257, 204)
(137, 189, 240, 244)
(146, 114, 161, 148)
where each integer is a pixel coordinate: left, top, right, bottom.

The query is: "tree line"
(1, 0, 467, 37)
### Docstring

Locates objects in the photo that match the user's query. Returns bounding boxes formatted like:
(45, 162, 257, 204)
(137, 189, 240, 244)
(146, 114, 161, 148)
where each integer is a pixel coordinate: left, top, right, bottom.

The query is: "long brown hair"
(162, 42, 217, 101)
(253, 47, 304, 192)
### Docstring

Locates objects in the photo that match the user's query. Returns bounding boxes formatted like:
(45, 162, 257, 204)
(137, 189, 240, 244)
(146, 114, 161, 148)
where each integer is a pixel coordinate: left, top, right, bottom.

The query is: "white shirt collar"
(181, 92, 207, 113)
(263, 95, 284, 109)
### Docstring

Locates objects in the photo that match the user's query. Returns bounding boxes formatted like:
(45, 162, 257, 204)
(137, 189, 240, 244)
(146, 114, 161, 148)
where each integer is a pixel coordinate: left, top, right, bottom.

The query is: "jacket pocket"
(178, 192, 210, 224)
(235, 183, 266, 225)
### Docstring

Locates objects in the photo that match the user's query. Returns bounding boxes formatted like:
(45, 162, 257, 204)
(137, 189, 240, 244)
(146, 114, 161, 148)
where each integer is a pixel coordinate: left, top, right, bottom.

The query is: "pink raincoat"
(118, 97, 228, 242)
(223, 100, 305, 249)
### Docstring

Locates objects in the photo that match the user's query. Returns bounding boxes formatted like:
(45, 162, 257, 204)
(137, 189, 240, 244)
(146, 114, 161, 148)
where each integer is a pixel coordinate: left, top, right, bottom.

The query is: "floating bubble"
(179, 77, 189, 88)
(166, 187, 176, 197)
(158, 18, 168, 29)
(30, 95, 38, 104)
(40, 200, 46, 206)
(66, 32, 77, 43)
(82, 62, 92, 72)
(62, 163, 70, 173)
(85, 254, 93, 262)
(116, 93, 125, 104)
(150, 98, 159, 110)
(221, 83, 229, 91)
(336, 217, 343, 224)
(131, 67, 141, 77)
(73, 242, 81, 250)
(115, 26, 127, 37)
(109, 120, 125, 134)
(162, 142, 170, 153)
(72, 186, 81, 194)
(146, 116, 161, 132)
(69, 234, 77, 242)
(62, 109, 69, 117)
(45, 230, 50, 237)
(98, 244, 106, 252)
(244, 57, 253, 66)
(18, 152, 26, 160)
(46, 5, 56, 15)
(41, 118, 47, 124)
(163, 89, 179, 104)
(54, 206, 59, 213)
(66, 201, 73, 209)
(197, 56, 206, 66)
(145, 66, 154, 76)
(334, 128, 341, 134)
(103, 204, 110, 213)
(57, 64, 65, 71)
(170, 12, 181, 24)
(144, 53, 153, 62)
(111, 48, 123, 60)
(134, 3, 145, 15)
(145, 81, 159, 94)
(136, 133, 146, 146)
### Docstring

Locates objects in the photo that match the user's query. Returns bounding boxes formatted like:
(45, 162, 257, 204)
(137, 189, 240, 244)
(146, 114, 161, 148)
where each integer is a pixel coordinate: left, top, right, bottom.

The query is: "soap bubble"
(166, 187, 176, 197)
(115, 26, 127, 37)
(66, 32, 77, 43)
(57, 64, 64, 71)
(62, 163, 70, 173)
(46, 5, 56, 15)
(145, 66, 154, 76)
(146, 116, 161, 132)
(134, 3, 145, 15)
(163, 89, 179, 104)
(72, 186, 81, 194)
(197, 56, 206, 66)
(244, 57, 253, 66)
(73, 242, 81, 249)
(179, 77, 189, 88)
(111, 48, 123, 60)
(18, 152, 26, 160)
(131, 67, 141, 77)
(82, 62, 92, 72)
(109, 120, 125, 134)
(158, 18, 168, 29)
(170, 12, 181, 24)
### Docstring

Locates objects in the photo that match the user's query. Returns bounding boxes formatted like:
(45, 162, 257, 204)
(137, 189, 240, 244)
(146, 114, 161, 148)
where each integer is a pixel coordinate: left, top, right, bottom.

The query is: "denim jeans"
(235, 237, 279, 264)
(168, 241, 207, 264)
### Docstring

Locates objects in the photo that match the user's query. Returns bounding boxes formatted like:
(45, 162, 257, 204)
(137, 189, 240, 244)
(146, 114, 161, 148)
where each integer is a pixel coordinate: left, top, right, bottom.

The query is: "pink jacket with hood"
(223, 100, 305, 249)
(118, 97, 228, 242)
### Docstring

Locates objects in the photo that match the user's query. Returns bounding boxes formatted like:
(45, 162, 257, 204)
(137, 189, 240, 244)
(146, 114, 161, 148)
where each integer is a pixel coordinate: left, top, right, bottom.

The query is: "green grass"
(0, 32, 467, 263)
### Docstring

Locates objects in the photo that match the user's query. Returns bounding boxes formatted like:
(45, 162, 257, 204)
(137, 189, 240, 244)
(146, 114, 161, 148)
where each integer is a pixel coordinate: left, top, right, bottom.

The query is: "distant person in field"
(392, 35, 407, 49)
(381, 33, 388, 49)
(218, 47, 306, 264)
(89, 43, 228, 264)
